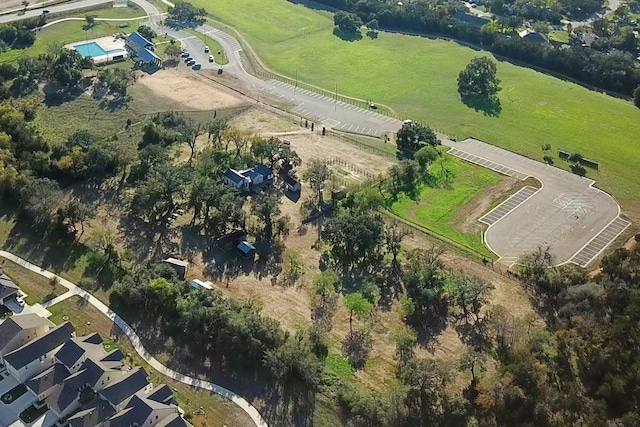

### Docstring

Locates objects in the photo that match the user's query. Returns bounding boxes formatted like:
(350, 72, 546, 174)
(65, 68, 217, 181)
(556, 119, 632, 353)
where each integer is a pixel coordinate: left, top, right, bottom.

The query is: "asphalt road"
(1, 0, 628, 267)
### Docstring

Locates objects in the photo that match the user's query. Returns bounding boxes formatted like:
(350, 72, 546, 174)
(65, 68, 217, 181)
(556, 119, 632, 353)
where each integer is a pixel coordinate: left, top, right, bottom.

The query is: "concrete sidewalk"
(0, 250, 268, 427)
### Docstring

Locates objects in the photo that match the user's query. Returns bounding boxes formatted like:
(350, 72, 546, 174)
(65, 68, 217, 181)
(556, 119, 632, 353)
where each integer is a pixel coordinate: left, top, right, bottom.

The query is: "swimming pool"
(74, 42, 107, 58)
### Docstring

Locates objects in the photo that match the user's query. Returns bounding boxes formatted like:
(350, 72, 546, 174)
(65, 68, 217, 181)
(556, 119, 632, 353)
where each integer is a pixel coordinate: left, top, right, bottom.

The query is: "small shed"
(163, 257, 188, 279)
(216, 229, 248, 251)
(190, 279, 213, 290)
(237, 241, 256, 259)
(283, 174, 301, 192)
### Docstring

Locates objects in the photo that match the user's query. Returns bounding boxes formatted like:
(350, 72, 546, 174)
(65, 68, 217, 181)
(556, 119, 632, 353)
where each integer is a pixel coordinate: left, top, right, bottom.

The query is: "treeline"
(0, 16, 45, 52)
(310, 0, 640, 96)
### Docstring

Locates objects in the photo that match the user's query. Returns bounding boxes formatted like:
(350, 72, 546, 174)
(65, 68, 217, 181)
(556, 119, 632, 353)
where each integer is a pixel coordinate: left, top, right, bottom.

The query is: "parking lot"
(447, 138, 629, 267)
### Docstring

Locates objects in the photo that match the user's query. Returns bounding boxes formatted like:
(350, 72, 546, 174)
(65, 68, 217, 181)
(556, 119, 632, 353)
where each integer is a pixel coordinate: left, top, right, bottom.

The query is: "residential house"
(0, 311, 193, 427)
(0, 313, 54, 359)
(0, 267, 20, 306)
(4, 321, 75, 383)
(223, 165, 274, 191)
(124, 31, 163, 67)
(575, 32, 599, 47)
(518, 29, 549, 44)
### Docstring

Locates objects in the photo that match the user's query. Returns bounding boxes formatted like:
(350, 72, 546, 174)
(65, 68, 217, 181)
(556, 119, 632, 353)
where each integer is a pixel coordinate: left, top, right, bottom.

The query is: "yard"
(183, 0, 640, 214)
(33, 94, 143, 145)
(0, 257, 65, 305)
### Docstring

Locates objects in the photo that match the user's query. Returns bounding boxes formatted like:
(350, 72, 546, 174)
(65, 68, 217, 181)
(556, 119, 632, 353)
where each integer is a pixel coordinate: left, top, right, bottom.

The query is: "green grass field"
(389, 156, 500, 258)
(185, 0, 640, 211)
(33, 95, 142, 145)
(0, 6, 146, 64)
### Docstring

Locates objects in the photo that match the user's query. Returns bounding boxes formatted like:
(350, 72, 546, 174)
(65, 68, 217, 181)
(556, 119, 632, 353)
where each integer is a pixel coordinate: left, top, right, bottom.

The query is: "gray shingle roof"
(45, 383, 80, 416)
(100, 348, 124, 362)
(108, 394, 173, 427)
(67, 398, 116, 427)
(10, 313, 54, 330)
(27, 363, 71, 396)
(155, 413, 195, 427)
(0, 273, 19, 301)
(56, 334, 106, 370)
(4, 321, 74, 369)
(145, 384, 173, 404)
(64, 357, 113, 391)
(100, 367, 149, 408)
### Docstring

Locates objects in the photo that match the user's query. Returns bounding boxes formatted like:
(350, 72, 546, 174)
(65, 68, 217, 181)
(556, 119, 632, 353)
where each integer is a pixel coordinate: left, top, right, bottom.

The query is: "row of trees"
(318, 0, 640, 97)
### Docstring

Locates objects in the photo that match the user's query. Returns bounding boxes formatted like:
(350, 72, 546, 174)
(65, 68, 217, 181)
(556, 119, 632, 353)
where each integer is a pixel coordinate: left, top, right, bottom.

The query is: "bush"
(571, 163, 586, 176)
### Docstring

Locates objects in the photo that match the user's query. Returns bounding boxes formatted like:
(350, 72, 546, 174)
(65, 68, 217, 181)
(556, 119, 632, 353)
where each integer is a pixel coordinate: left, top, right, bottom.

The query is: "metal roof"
(224, 168, 246, 184)
(237, 241, 256, 254)
(127, 31, 154, 49)
(138, 47, 160, 63)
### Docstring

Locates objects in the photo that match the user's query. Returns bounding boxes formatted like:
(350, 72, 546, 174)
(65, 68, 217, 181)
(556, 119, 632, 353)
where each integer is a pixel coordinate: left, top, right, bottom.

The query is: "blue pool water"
(74, 42, 107, 58)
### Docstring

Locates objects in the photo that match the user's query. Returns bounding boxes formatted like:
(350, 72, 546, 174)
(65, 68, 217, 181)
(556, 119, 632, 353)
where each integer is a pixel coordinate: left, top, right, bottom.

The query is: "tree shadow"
(460, 94, 502, 117)
(366, 30, 378, 39)
(332, 28, 363, 42)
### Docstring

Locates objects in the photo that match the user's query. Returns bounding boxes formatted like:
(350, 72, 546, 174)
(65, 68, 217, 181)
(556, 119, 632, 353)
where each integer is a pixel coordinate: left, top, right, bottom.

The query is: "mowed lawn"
(389, 156, 499, 258)
(0, 6, 145, 64)
(197, 0, 640, 210)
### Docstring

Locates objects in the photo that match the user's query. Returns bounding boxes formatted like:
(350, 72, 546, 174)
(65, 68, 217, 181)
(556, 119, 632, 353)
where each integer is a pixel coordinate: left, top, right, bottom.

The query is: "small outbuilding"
(190, 279, 214, 290)
(283, 174, 301, 192)
(163, 257, 188, 279)
(237, 241, 256, 259)
(216, 229, 248, 251)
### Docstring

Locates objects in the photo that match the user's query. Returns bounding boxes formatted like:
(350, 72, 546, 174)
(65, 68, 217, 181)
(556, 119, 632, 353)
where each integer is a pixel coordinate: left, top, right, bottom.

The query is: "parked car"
(187, 60, 196, 66)
(184, 56, 193, 63)
(403, 119, 413, 125)
(15, 296, 25, 307)
(208, 54, 214, 62)
(192, 63, 202, 70)
(204, 46, 210, 53)
(181, 51, 189, 58)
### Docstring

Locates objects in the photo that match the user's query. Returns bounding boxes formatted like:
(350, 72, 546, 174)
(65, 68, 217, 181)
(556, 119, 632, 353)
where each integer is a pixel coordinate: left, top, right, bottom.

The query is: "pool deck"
(65, 35, 128, 63)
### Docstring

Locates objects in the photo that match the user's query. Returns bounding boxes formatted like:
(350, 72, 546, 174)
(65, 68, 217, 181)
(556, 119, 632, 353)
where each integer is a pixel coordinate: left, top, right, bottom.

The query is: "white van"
(403, 119, 413, 125)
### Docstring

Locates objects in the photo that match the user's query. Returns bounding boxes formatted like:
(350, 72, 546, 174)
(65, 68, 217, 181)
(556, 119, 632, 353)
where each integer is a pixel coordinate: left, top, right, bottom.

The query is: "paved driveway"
(447, 138, 629, 267)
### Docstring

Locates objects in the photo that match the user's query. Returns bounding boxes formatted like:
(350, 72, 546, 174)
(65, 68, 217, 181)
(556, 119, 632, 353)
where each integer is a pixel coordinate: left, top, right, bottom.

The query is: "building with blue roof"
(124, 31, 162, 68)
